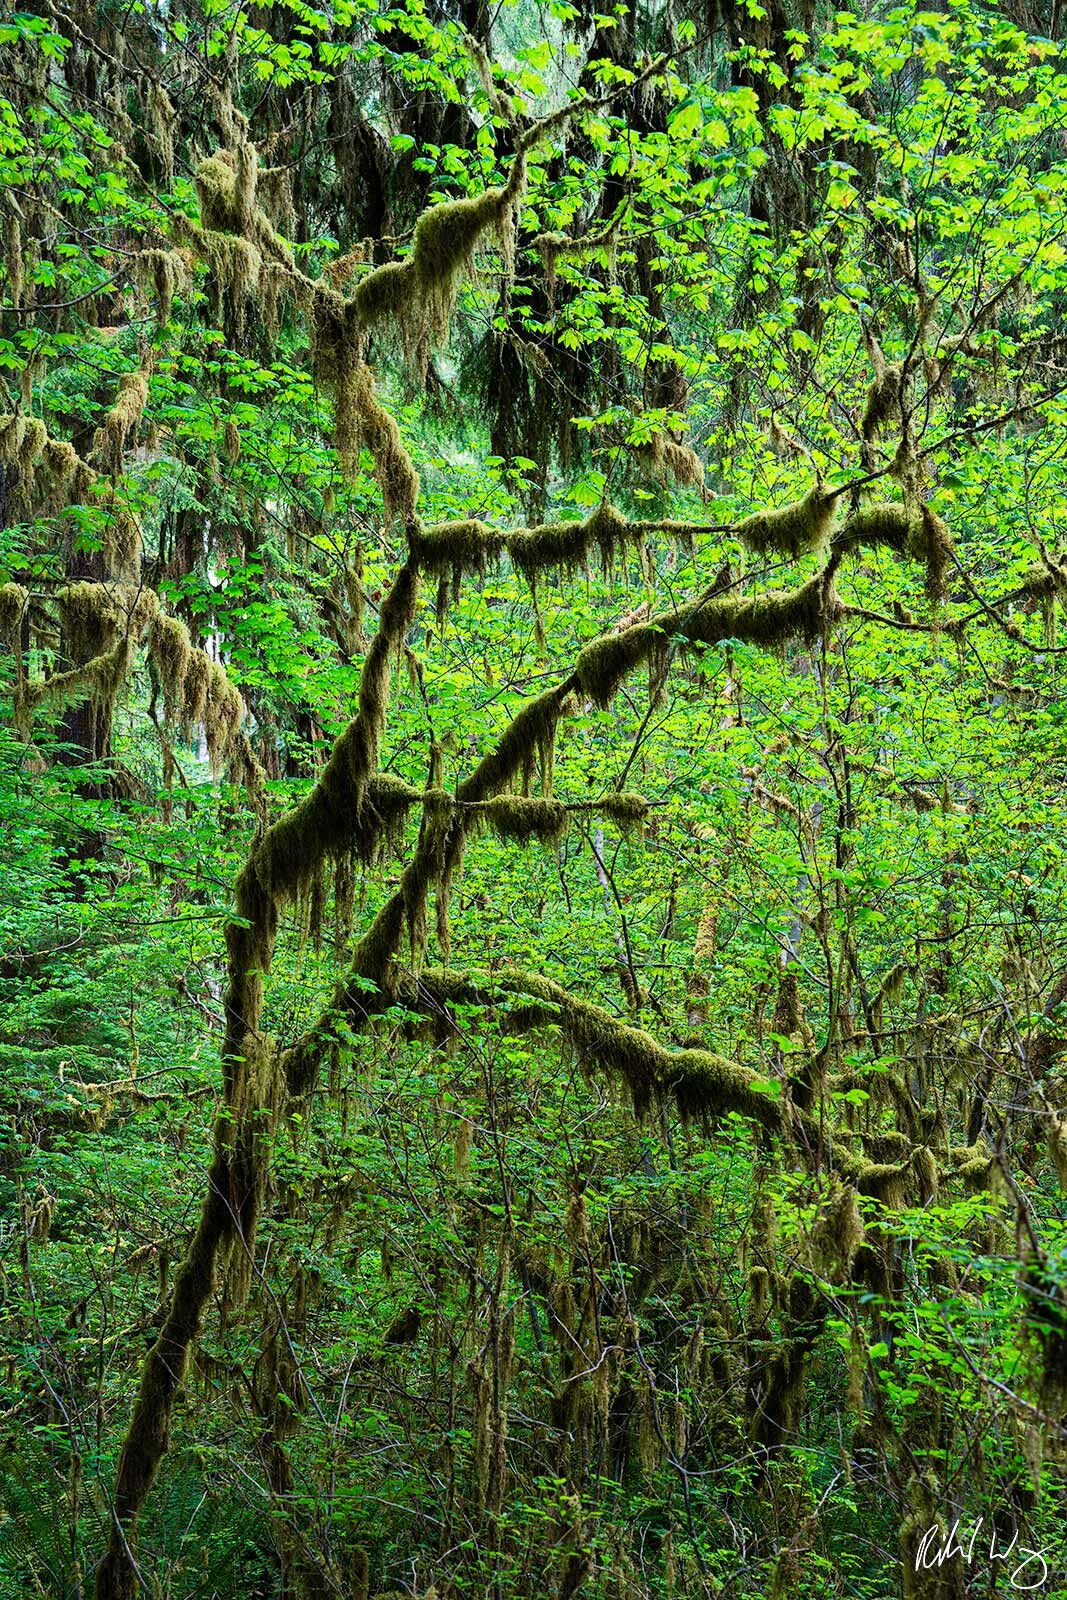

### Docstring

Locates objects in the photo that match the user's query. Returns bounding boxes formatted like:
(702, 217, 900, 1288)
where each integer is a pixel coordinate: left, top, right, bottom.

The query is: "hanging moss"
(182, 649, 211, 732)
(353, 177, 524, 355)
(0, 412, 46, 470)
(129, 249, 187, 325)
(838, 499, 953, 599)
(185, 225, 263, 305)
(811, 1179, 865, 1276)
(598, 792, 649, 829)
(362, 367, 420, 523)
(510, 503, 638, 583)
(411, 519, 504, 578)
(532, 205, 624, 303)
(910, 504, 952, 603)
(461, 686, 567, 803)
(469, 795, 570, 845)
(42, 436, 86, 506)
(316, 342, 420, 515)
(861, 360, 903, 445)
(748, 1264, 771, 1322)
(23, 586, 160, 726)
(102, 492, 143, 582)
(0, 582, 27, 639)
(575, 569, 835, 708)
(417, 968, 787, 1128)
(471, 788, 643, 846)
(0, 413, 47, 516)
(24, 634, 136, 716)
(853, 1160, 909, 1208)
(768, 415, 807, 459)
(311, 288, 359, 391)
(256, 162, 297, 241)
(149, 614, 193, 724)
(837, 501, 915, 554)
(203, 658, 245, 770)
(60, 581, 121, 662)
(746, 1280, 824, 1448)
(147, 81, 175, 183)
(1020, 553, 1067, 603)
(635, 434, 705, 489)
(193, 145, 292, 270)
(735, 485, 837, 559)
(412, 503, 661, 592)
(4, 208, 23, 307)
(912, 1144, 939, 1204)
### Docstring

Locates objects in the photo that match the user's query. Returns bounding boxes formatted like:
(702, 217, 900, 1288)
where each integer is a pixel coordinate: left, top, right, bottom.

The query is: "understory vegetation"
(3, 0, 1067, 1594)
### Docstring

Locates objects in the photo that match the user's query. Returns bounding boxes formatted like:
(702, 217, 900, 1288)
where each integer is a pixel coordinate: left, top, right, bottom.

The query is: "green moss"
(836, 501, 915, 553)
(415, 967, 787, 1128)
(60, 581, 121, 662)
(204, 658, 245, 770)
(861, 360, 903, 442)
(24, 636, 135, 715)
(0, 582, 27, 638)
(463, 687, 567, 801)
(469, 795, 570, 845)
(735, 485, 837, 559)
(410, 519, 503, 577)
(353, 186, 513, 352)
(909, 504, 953, 603)
(575, 570, 835, 708)
(635, 434, 705, 489)
(597, 792, 649, 829)
(0, 413, 45, 469)
(183, 650, 211, 729)
(95, 371, 148, 477)
(150, 614, 193, 724)
(837, 500, 953, 602)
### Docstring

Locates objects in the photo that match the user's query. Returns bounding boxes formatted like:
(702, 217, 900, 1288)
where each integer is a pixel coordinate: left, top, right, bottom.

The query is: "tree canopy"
(3, 0, 1067, 1595)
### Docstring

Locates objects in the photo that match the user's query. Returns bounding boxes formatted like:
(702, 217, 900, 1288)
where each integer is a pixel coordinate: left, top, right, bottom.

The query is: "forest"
(2, 0, 1067, 1593)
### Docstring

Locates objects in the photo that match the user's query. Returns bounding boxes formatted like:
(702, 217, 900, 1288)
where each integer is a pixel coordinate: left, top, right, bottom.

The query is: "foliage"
(2, 0, 1067, 1595)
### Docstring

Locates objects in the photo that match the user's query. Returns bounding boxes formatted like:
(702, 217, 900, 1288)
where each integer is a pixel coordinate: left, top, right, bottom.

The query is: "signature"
(916, 1520, 1050, 1592)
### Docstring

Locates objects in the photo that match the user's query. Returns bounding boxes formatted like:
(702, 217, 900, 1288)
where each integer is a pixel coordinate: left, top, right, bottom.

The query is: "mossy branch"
(421, 967, 787, 1128)
(0, 415, 141, 579)
(386, 968, 921, 1209)
(97, 558, 421, 1599)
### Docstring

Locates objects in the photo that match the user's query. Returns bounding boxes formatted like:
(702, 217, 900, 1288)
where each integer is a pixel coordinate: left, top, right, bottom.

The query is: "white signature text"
(916, 1519, 1049, 1592)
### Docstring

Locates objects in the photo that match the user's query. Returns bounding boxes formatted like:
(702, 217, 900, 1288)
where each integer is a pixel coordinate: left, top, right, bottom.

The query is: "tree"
(3, 1, 1067, 1596)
